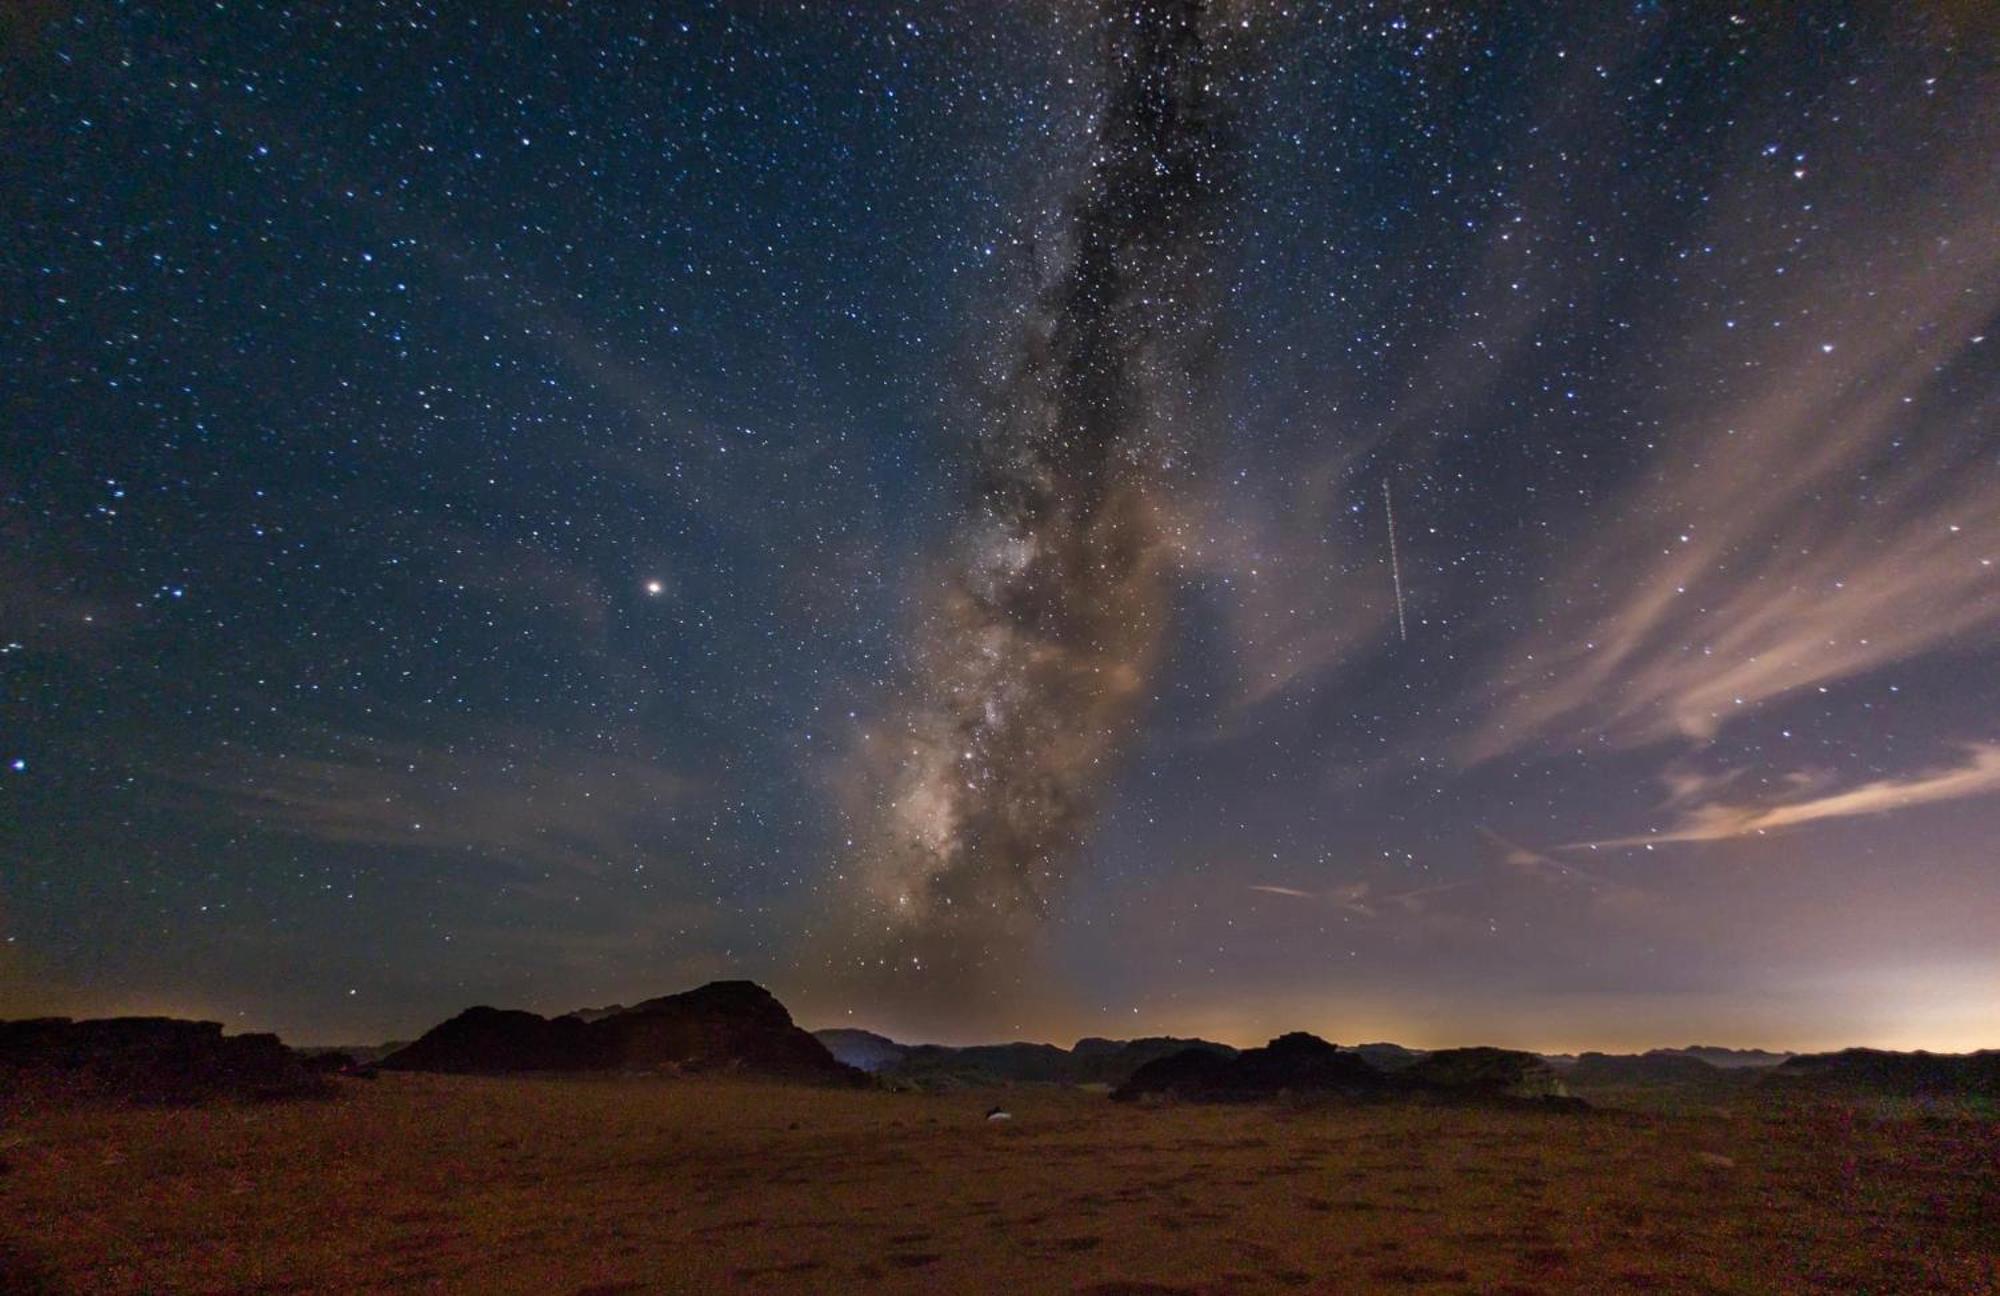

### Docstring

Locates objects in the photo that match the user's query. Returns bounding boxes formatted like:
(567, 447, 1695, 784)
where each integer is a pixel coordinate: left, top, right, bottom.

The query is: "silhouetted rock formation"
(1114, 1035, 1578, 1105)
(1568, 1051, 1723, 1086)
(1113, 1033, 1394, 1102)
(1404, 1047, 1572, 1099)
(1070, 1036, 1238, 1085)
(378, 1006, 597, 1074)
(811, 1030, 1238, 1087)
(1346, 1042, 1426, 1071)
(1768, 1048, 2000, 1097)
(0, 1017, 330, 1104)
(599, 981, 857, 1077)
(381, 981, 863, 1084)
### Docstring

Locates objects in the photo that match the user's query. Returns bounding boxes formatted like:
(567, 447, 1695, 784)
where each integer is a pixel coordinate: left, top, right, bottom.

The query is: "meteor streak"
(1384, 481, 1408, 643)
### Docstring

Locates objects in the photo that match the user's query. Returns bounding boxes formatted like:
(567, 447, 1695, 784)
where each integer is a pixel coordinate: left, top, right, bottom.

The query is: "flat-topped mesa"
(0, 1016, 330, 1104)
(379, 981, 863, 1085)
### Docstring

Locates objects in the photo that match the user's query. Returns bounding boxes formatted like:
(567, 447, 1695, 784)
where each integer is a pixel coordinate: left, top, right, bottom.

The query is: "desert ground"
(2, 1075, 1994, 1294)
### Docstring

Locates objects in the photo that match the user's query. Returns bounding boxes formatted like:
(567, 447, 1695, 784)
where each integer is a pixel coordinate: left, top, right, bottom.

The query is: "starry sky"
(5, 2, 1996, 1052)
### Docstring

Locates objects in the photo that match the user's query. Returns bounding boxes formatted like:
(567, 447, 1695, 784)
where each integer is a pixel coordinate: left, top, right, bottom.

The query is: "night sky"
(5, 3, 1996, 1052)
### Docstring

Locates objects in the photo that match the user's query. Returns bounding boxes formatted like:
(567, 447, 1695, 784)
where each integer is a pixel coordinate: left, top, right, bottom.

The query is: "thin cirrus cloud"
(189, 731, 702, 883)
(1461, 152, 2000, 765)
(1580, 742, 2000, 849)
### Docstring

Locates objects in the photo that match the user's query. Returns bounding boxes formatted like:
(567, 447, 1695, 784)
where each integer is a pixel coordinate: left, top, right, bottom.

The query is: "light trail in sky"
(1384, 481, 1407, 643)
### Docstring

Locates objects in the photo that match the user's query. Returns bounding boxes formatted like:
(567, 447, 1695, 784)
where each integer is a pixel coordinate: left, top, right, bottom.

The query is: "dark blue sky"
(6, 3, 1996, 1050)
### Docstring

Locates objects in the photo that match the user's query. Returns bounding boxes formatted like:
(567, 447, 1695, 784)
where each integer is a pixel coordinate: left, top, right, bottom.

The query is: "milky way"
(842, 1, 1257, 1001)
(8, 2, 1997, 1051)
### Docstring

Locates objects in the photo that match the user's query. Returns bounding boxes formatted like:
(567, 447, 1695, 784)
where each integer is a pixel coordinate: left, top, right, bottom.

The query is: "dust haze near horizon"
(3, 2, 1997, 1054)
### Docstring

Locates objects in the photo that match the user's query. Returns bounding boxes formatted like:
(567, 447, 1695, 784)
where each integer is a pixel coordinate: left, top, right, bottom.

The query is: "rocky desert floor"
(2, 1074, 1995, 1294)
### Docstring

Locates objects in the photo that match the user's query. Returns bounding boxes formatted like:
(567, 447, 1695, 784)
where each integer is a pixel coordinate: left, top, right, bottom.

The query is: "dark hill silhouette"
(378, 1006, 597, 1074)
(597, 981, 852, 1076)
(1114, 1035, 1576, 1105)
(1402, 1046, 1572, 1098)
(892, 1042, 1076, 1086)
(1768, 1047, 2000, 1097)
(1070, 1036, 1238, 1085)
(810, 1030, 1238, 1087)
(381, 981, 862, 1084)
(0, 1017, 329, 1104)
(1114, 1032, 1395, 1102)
(1568, 1051, 1723, 1086)
(1347, 1041, 1426, 1071)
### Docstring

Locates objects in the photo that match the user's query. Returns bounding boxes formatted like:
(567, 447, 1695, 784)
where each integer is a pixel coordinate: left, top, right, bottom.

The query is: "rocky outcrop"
(597, 981, 858, 1079)
(1404, 1046, 1572, 1099)
(1112, 1033, 1394, 1102)
(380, 981, 864, 1084)
(375, 1007, 597, 1074)
(1070, 1037, 1238, 1085)
(0, 1016, 330, 1104)
(1114, 1035, 1579, 1106)
(1346, 1042, 1426, 1071)
(813, 1031, 1238, 1087)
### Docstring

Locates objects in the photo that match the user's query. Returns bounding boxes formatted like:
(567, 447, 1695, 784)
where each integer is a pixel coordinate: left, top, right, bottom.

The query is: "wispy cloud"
(190, 731, 704, 880)
(1581, 742, 2000, 848)
(1476, 827, 1612, 887)
(1462, 97, 2000, 763)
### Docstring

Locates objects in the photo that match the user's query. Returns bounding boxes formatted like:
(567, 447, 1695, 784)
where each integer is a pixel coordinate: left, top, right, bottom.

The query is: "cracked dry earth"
(2, 1075, 1994, 1293)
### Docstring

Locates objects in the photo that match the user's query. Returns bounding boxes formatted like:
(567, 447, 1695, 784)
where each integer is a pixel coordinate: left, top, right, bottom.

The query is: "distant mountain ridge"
(1567, 1051, 1725, 1086)
(1770, 1047, 1999, 1096)
(812, 1028, 906, 1073)
(811, 1029, 1238, 1087)
(7, 991, 1984, 1108)
(1653, 1045, 1794, 1069)
(1112, 1034, 1574, 1105)
(381, 981, 862, 1084)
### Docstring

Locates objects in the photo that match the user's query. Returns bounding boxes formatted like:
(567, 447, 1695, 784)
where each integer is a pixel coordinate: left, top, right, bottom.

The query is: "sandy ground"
(1, 1074, 1994, 1294)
